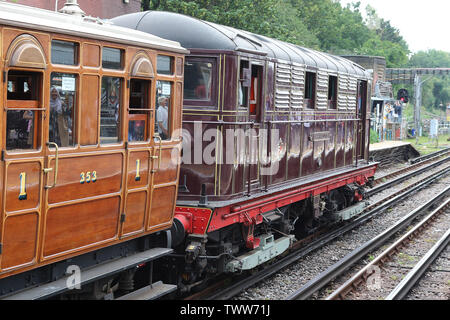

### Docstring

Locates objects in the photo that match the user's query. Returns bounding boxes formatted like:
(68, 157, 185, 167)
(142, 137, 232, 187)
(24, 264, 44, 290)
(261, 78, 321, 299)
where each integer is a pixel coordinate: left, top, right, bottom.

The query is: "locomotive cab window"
(328, 75, 337, 109)
(184, 57, 214, 102)
(305, 71, 316, 109)
(6, 70, 42, 150)
(155, 80, 172, 140)
(49, 73, 77, 147)
(100, 77, 122, 144)
(51, 40, 78, 65)
(128, 79, 151, 142)
(238, 60, 250, 109)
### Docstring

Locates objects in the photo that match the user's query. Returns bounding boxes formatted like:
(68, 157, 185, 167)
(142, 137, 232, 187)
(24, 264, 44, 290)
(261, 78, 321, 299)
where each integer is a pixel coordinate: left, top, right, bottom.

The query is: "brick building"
(4, 0, 141, 19)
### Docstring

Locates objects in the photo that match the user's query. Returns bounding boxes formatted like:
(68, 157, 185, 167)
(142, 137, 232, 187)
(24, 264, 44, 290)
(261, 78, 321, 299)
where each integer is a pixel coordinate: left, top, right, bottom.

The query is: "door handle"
(152, 135, 162, 172)
(44, 142, 59, 189)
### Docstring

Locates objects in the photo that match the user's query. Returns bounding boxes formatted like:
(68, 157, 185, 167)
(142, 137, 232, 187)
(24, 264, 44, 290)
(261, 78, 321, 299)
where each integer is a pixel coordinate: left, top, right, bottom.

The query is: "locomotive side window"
(328, 75, 337, 109)
(155, 80, 172, 140)
(157, 55, 173, 75)
(100, 77, 122, 144)
(305, 71, 316, 109)
(102, 47, 123, 70)
(6, 71, 41, 150)
(239, 60, 250, 109)
(128, 79, 151, 142)
(184, 58, 214, 101)
(51, 40, 78, 66)
(49, 73, 77, 147)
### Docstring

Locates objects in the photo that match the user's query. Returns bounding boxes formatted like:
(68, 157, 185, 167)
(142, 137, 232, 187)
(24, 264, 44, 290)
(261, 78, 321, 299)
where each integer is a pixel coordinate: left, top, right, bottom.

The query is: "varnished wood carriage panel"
(47, 153, 123, 204)
(80, 74, 100, 146)
(148, 185, 176, 230)
(122, 191, 147, 236)
(5, 161, 41, 212)
(43, 196, 120, 258)
(1, 212, 38, 270)
(127, 151, 150, 189)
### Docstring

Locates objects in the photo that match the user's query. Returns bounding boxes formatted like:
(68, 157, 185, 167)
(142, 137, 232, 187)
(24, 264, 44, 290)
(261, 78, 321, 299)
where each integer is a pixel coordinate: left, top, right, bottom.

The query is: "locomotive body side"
(0, 2, 187, 298)
(112, 11, 377, 290)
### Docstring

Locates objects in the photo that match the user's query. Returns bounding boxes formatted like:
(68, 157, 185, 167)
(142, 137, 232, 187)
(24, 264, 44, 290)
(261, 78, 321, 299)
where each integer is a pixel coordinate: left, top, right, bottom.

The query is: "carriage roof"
(112, 11, 370, 77)
(0, 2, 188, 54)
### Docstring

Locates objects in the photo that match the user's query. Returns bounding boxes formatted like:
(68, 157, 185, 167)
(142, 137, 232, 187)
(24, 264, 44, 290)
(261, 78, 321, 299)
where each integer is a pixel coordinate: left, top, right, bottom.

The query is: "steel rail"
(286, 183, 450, 300)
(205, 167, 450, 300)
(385, 227, 450, 300)
(409, 147, 450, 165)
(367, 156, 450, 197)
(326, 198, 450, 300)
(373, 153, 450, 186)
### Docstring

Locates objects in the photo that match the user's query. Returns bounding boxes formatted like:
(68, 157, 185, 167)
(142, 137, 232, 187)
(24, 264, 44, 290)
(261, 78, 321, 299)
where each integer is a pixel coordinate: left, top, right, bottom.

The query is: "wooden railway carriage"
(0, 2, 187, 299)
(113, 11, 378, 288)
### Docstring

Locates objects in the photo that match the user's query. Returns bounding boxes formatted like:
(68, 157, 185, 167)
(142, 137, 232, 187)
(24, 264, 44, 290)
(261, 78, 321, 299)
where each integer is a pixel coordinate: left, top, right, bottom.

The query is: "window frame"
(156, 55, 174, 76)
(155, 80, 173, 141)
(102, 46, 124, 71)
(328, 75, 338, 110)
(183, 56, 218, 108)
(48, 72, 78, 148)
(128, 78, 152, 144)
(5, 70, 44, 152)
(99, 76, 124, 145)
(51, 39, 80, 67)
(304, 71, 316, 109)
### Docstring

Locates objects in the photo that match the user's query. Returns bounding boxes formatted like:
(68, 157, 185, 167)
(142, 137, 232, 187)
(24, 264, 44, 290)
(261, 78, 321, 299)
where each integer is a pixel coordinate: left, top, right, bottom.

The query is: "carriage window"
(157, 55, 173, 75)
(328, 76, 337, 109)
(6, 110, 36, 150)
(155, 80, 172, 140)
(305, 72, 316, 109)
(6, 71, 41, 150)
(128, 79, 150, 142)
(102, 47, 123, 70)
(100, 77, 122, 144)
(184, 59, 213, 101)
(49, 73, 77, 147)
(7, 73, 38, 100)
(51, 40, 78, 65)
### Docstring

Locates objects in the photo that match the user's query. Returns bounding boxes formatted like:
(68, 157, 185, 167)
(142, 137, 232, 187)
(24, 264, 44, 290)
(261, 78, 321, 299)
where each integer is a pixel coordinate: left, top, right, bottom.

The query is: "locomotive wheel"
(327, 189, 348, 213)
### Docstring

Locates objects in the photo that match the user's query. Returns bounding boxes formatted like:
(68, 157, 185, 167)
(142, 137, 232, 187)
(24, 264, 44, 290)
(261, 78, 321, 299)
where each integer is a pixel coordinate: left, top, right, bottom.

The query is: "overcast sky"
(339, 0, 450, 54)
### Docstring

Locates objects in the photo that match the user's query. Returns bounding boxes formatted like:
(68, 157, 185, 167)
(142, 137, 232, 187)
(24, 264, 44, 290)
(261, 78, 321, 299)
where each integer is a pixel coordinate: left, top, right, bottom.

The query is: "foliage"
(140, 0, 410, 67)
(140, 0, 447, 109)
(370, 128, 379, 144)
(407, 50, 450, 111)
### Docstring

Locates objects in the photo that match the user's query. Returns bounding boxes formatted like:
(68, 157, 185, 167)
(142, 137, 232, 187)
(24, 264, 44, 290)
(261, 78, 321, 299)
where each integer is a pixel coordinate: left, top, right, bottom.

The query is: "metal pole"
(414, 74, 421, 143)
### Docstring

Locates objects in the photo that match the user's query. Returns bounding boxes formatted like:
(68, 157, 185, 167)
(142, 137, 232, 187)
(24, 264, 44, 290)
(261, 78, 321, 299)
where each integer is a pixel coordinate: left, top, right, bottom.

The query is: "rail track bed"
(192, 156, 450, 300)
(322, 198, 449, 300)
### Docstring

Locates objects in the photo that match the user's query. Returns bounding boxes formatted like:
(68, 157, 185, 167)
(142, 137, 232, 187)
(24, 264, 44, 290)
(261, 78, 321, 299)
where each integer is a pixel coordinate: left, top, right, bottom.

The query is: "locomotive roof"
(112, 11, 369, 77)
(0, 2, 188, 54)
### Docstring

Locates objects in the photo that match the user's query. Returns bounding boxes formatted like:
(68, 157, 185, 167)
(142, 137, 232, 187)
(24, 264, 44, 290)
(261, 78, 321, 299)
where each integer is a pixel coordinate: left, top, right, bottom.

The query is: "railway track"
(187, 157, 450, 300)
(319, 196, 449, 300)
(287, 184, 450, 300)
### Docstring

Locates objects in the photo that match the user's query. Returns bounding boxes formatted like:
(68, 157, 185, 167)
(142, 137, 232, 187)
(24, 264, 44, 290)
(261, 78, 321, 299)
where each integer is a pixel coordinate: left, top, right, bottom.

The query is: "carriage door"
(247, 62, 264, 191)
(147, 55, 181, 233)
(356, 80, 368, 160)
(1, 34, 47, 271)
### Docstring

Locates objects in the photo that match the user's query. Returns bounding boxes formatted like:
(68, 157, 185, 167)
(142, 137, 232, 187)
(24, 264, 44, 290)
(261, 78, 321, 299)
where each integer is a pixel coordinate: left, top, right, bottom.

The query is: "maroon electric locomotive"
(113, 11, 377, 291)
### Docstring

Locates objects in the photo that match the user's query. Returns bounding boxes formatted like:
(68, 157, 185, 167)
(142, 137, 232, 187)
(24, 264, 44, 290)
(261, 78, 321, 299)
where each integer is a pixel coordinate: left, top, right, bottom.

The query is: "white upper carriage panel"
(0, 1, 188, 55)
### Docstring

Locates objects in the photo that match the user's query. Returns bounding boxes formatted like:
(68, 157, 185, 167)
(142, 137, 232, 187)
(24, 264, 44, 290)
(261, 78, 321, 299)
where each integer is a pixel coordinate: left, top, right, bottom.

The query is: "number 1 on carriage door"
(19, 172, 27, 200)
